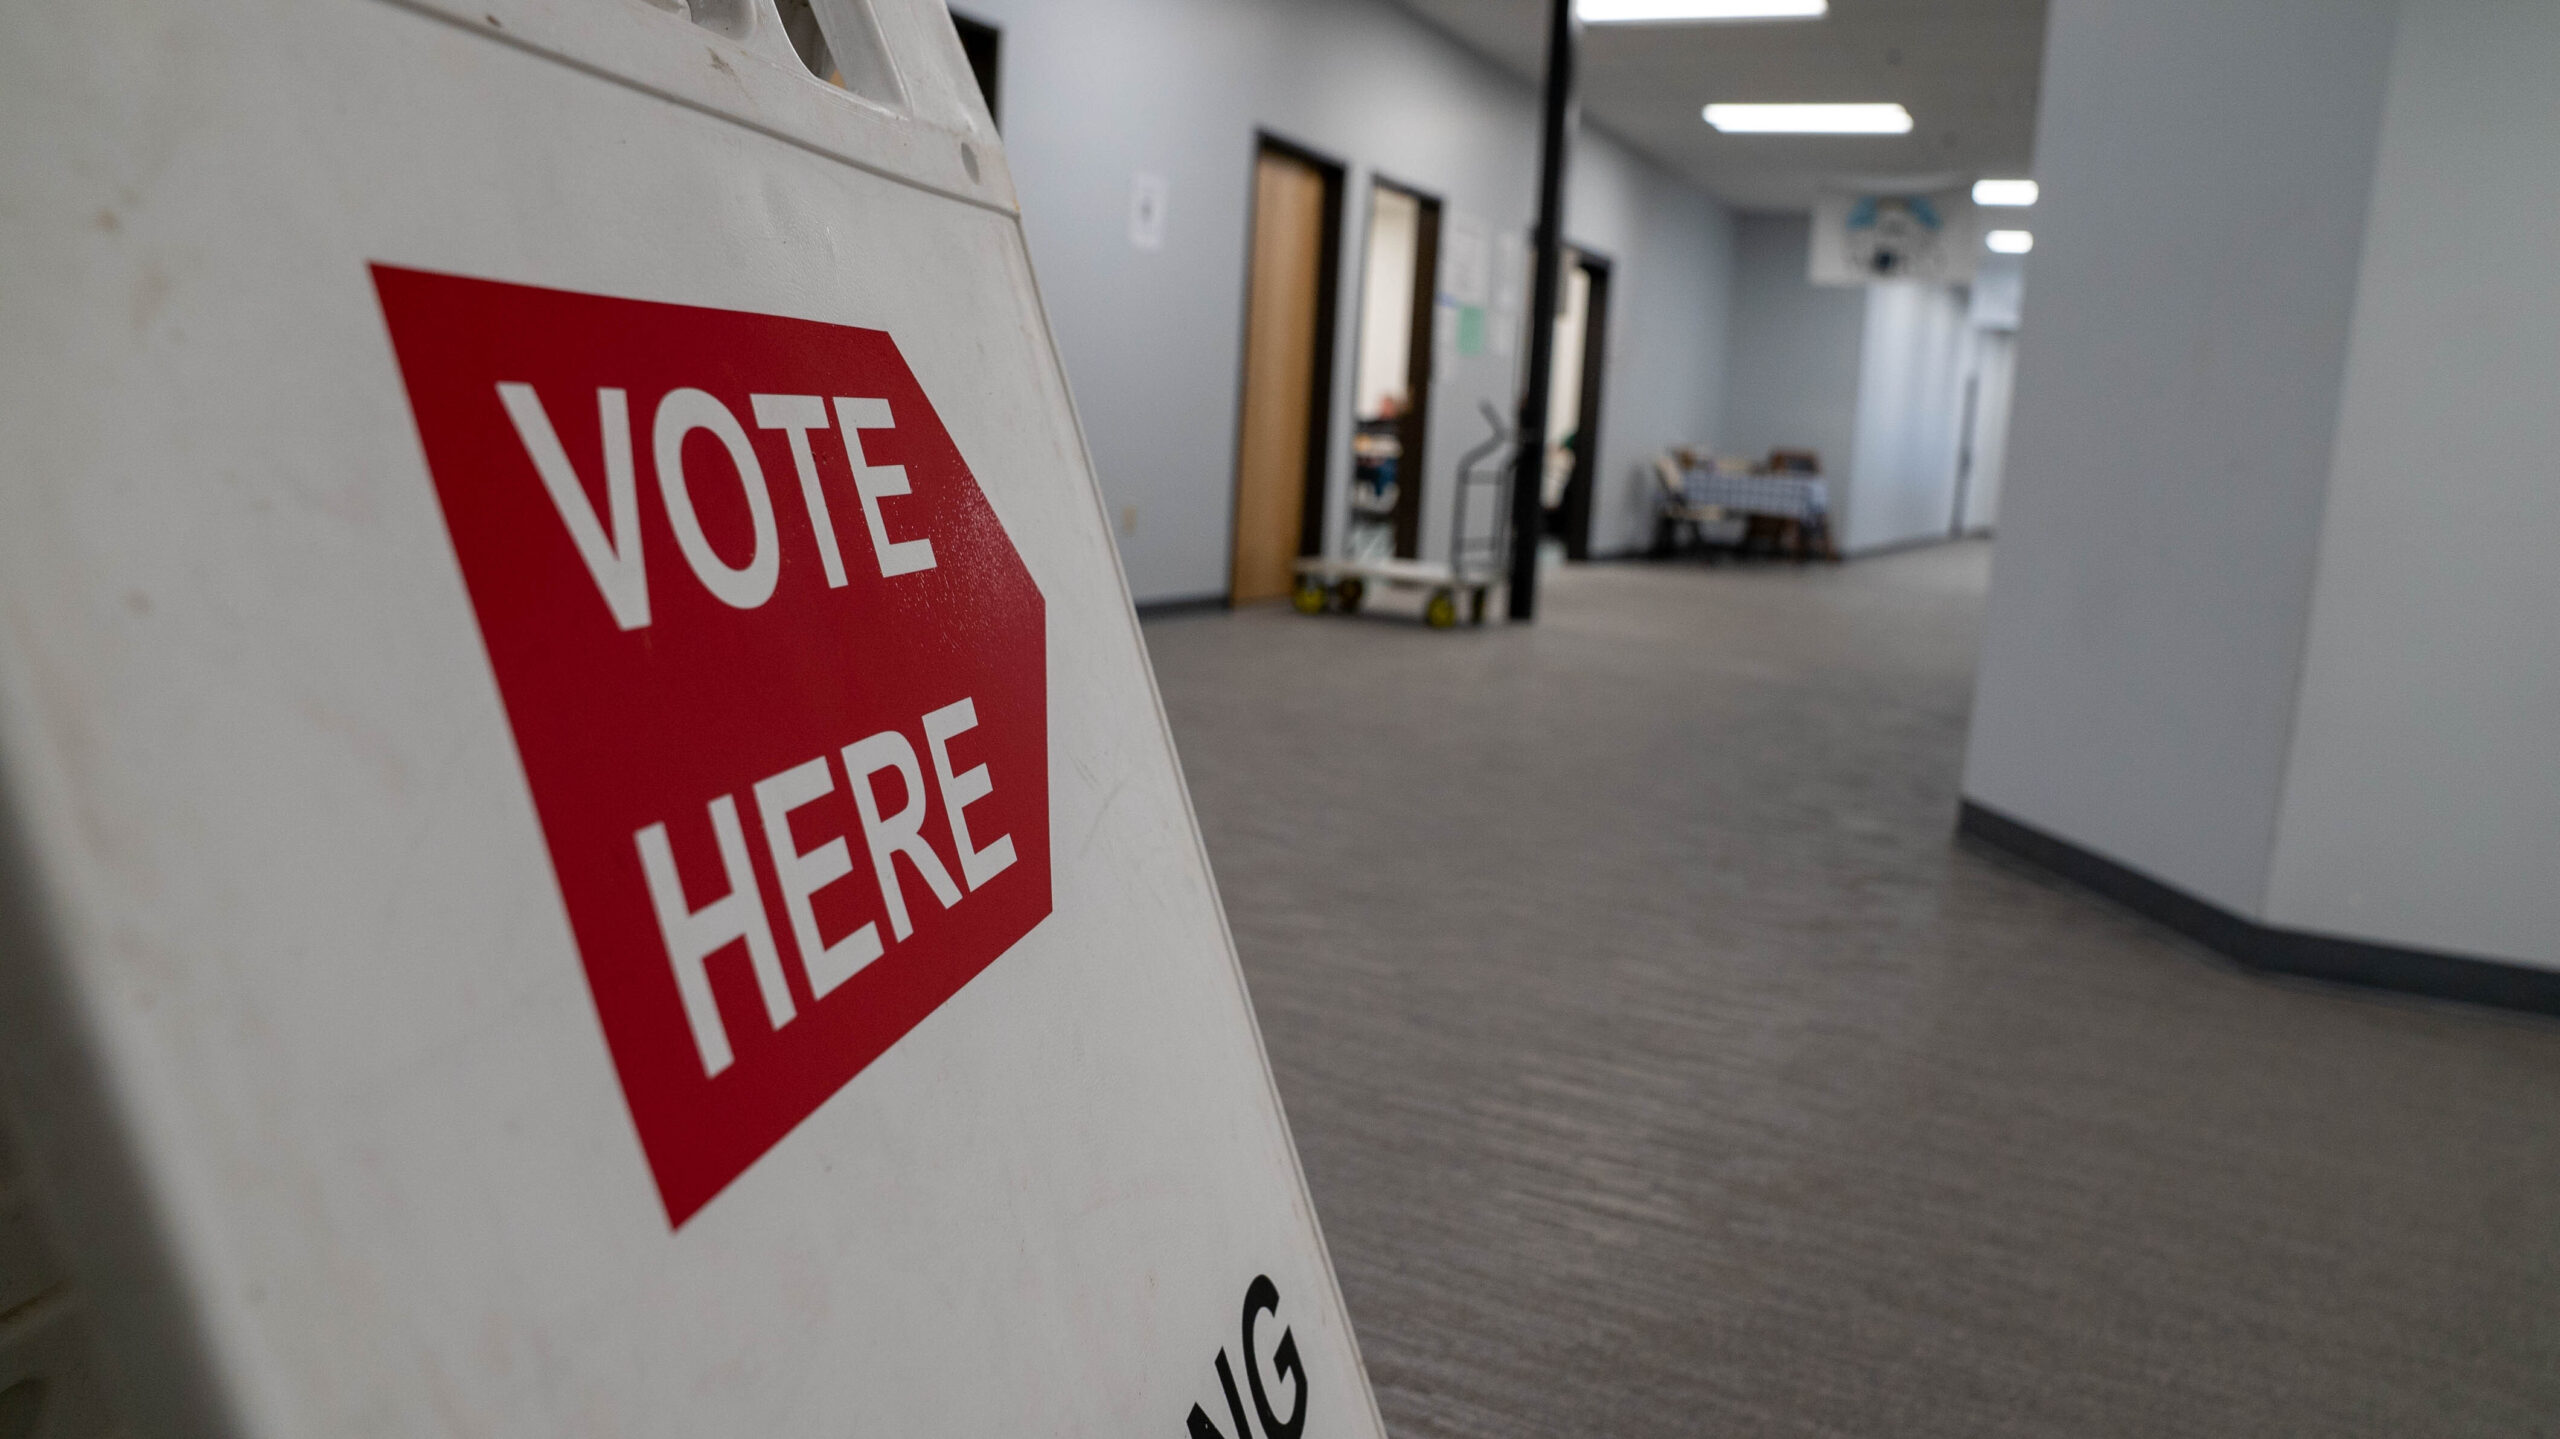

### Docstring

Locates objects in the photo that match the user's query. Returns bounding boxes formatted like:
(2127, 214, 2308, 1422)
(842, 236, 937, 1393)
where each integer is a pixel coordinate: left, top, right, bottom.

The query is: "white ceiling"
(1388, 0, 2049, 212)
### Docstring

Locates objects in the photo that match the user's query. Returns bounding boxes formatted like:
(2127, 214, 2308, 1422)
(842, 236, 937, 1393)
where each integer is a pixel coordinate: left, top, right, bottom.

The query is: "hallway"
(1143, 545, 2560, 1438)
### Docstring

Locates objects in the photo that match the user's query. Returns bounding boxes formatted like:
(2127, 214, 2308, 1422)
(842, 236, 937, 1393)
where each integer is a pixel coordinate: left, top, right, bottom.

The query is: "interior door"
(1230, 147, 1333, 603)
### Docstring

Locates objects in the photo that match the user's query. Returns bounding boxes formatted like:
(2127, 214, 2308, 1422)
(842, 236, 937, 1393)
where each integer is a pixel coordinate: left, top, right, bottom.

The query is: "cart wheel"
(1334, 576, 1366, 613)
(1468, 587, 1489, 625)
(1425, 588, 1458, 629)
(1291, 578, 1326, 615)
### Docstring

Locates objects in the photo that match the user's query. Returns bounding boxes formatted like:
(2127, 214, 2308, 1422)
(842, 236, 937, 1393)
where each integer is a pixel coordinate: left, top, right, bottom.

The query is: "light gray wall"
(1844, 281, 1969, 552)
(2263, 0, 2560, 967)
(1718, 215, 1863, 485)
(961, 0, 1735, 600)
(1569, 138, 1737, 557)
(1959, 0, 2400, 915)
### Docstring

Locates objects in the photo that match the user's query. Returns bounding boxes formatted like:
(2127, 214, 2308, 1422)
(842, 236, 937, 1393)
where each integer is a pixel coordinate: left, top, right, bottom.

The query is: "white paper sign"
(1810, 188, 1980, 285)
(1493, 229, 1527, 315)
(1440, 211, 1491, 307)
(1491, 230, 1527, 359)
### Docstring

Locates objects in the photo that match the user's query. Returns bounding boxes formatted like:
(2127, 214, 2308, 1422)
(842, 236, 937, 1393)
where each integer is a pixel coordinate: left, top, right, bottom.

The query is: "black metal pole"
(1507, 0, 1579, 621)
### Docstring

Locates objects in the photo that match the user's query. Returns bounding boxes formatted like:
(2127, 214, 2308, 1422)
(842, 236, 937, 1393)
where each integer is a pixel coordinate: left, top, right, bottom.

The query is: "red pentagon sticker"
(372, 266, 1050, 1225)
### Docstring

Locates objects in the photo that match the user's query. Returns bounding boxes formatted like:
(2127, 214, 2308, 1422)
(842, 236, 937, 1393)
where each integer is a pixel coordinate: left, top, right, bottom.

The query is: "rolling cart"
(1295, 402, 1517, 628)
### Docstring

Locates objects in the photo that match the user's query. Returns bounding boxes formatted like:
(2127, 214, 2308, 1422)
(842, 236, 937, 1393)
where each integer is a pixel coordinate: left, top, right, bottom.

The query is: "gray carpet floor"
(1141, 542, 2560, 1438)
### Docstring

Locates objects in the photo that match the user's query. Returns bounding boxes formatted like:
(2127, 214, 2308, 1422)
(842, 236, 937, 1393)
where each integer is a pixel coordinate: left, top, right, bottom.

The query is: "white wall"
(959, 0, 1736, 598)
(1960, 0, 2401, 915)
(2263, 0, 2560, 967)
(1718, 215, 1864, 483)
(1843, 282, 1969, 552)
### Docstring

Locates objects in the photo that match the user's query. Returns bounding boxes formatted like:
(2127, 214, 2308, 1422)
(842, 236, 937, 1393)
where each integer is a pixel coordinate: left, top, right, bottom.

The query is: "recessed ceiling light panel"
(1972, 179, 2039, 206)
(1985, 229, 2034, 254)
(1701, 103, 1913, 134)
(1581, 0, 1825, 21)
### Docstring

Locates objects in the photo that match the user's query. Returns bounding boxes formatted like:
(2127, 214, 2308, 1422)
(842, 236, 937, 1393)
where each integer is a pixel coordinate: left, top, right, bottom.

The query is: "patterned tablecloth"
(1681, 470, 1830, 522)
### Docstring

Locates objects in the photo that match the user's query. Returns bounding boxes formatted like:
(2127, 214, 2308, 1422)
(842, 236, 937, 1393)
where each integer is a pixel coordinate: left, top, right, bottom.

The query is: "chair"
(1652, 453, 1724, 557)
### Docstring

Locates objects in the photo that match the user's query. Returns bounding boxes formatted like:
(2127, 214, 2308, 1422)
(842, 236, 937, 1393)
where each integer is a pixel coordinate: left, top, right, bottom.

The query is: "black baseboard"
(1957, 799, 2560, 1020)
(1132, 593, 1229, 620)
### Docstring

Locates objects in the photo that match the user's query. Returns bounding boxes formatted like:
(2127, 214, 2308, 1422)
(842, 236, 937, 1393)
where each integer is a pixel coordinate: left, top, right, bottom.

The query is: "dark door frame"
(1363, 174, 1441, 559)
(1554, 248, 1612, 561)
(1226, 132, 1346, 591)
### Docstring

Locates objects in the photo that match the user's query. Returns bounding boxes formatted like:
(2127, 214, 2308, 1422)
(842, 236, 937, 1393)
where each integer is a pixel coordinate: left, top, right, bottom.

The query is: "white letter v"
(497, 383, 650, 630)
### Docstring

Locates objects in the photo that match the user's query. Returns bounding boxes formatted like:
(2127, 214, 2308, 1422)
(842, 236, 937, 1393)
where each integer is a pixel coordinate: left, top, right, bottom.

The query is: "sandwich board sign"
(0, 1, 1388, 1436)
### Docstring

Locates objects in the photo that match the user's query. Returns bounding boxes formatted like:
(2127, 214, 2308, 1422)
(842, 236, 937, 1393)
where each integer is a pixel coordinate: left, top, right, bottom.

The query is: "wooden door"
(1231, 150, 1330, 603)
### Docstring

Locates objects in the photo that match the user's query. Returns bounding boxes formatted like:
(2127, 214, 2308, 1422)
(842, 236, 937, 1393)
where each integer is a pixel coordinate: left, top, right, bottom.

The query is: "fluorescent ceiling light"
(1986, 229, 2034, 254)
(1702, 103, 1913, 135)
(1581, 0, 1824, 22)
(1972, 178, 2038, 207)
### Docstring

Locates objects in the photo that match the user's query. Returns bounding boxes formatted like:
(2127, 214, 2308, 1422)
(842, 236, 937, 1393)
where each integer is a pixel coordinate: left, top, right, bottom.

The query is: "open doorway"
(1228, 137, 1344, 605)
(1541, 250, 1612, 560)
(1348, 179, 1441, 560)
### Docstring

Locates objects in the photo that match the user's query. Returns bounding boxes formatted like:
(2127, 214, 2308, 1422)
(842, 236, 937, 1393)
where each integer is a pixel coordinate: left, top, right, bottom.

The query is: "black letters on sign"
(1242, 1274, 1306, 1439)
(1184, 1274, 1307, 1439)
